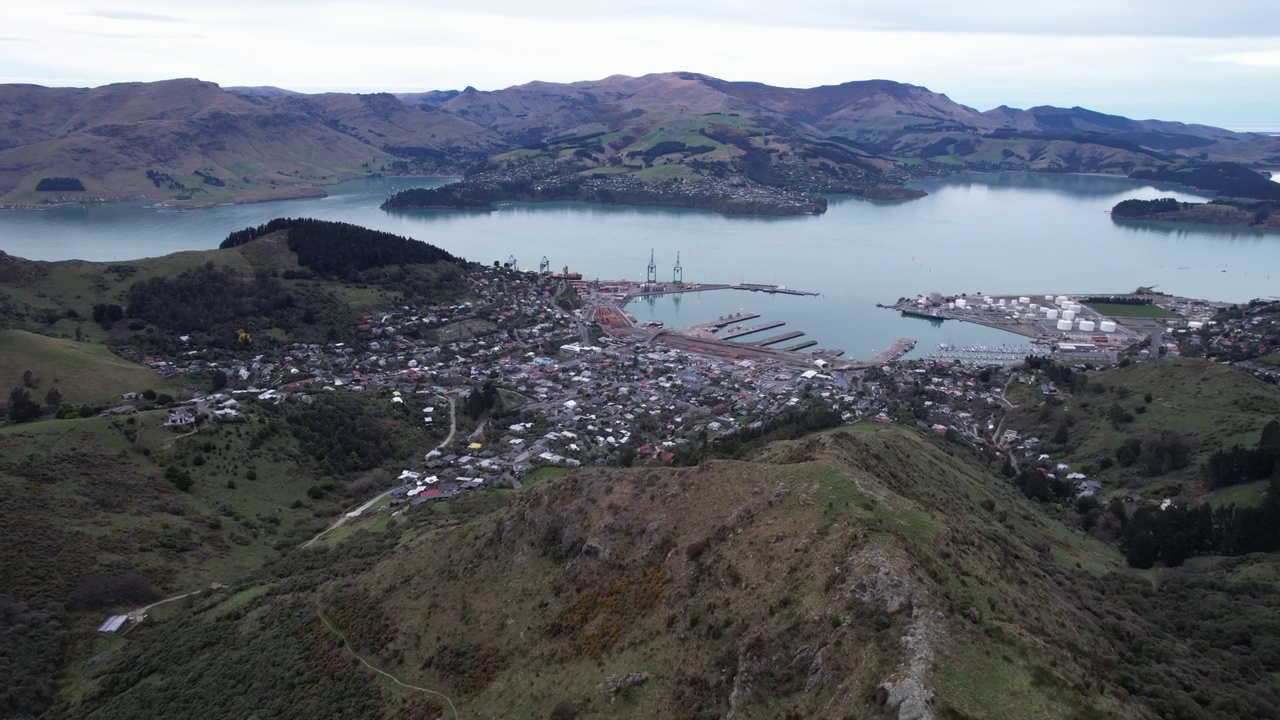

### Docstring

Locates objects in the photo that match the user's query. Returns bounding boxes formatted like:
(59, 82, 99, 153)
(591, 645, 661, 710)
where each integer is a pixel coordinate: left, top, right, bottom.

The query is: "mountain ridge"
(1, 73, 1276, 208)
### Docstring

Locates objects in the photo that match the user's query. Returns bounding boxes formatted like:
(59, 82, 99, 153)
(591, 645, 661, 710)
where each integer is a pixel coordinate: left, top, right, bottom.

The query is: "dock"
(748, 330, 805, 347)
(710, 312, 759, 330)
(783, 340, 817, 351)
(723, 320, 785, 339)
(867, 339, 917, 364)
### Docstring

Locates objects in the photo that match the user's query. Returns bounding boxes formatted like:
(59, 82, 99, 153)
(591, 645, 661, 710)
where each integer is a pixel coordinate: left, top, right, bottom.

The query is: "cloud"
(0, 36, 32, 42)
(373, 0, 1280, 38)
(87, 10, 181, 22)
(66, 31, 203, 40)
(1205, 50, 1280, 67)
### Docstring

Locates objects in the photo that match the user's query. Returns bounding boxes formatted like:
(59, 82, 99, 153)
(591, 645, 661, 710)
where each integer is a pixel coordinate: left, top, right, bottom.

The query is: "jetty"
(749, 330, 804, 347)
(867, 339, 917, 365)
(723, 320, 785, 339)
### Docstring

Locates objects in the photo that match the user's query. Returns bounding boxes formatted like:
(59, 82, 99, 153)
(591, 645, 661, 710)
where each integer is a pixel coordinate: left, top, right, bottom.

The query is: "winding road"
(302, 394, 457, 549)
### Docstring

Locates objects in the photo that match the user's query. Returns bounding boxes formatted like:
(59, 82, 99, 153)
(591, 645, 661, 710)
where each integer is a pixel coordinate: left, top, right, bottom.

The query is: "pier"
(867, 339, 916, 365)
(711, 312, 759, 330)
(783, 340, 817, 351)
(748, 330, 804, 347)
(723, 320, 785, 339)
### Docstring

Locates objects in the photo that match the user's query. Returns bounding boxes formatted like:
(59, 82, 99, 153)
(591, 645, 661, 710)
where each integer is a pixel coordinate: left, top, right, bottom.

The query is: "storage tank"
(1056, 319, 1073, 331)
(1044, 294, 1054, 302)
(955, 298, 967, 309)
(997, 299, 1007, 307)
(1188, 321, 1204, 330)
(1099, 320, 1117, 333)
(1062, 310, 1076, 322)
(1045, 309, 1059, 320)
(1055, 295, 1069, 306)
(947, 302, 955, 309)
(1029, 303, 1040, 312)
(1079, 320, 1096, 332)
(1018, 296, 1031, 305)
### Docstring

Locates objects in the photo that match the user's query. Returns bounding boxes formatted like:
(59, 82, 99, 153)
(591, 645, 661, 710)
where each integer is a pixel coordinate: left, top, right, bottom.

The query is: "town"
(99, 263, 1280, 537)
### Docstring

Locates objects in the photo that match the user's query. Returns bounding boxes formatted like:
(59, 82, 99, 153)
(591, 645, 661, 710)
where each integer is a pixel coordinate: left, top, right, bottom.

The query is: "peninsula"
(380, 161, 828, 216)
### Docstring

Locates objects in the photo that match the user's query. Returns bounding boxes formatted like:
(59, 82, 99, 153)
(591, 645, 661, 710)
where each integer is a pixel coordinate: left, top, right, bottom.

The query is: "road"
(302, 394, 457, 549)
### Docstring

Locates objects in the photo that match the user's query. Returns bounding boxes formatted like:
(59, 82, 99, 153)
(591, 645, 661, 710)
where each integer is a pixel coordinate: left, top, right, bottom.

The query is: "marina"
(923, 343, 1048, 366)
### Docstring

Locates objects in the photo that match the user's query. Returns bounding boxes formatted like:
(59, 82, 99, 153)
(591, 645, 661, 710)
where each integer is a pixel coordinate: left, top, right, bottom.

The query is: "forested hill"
(1131, 162, 1280, 200)
(218, 218, 461, 279)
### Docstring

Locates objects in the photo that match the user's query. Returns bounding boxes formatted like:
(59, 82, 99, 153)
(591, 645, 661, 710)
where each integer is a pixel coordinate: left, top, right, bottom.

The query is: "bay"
(1, 173, 1277, 361)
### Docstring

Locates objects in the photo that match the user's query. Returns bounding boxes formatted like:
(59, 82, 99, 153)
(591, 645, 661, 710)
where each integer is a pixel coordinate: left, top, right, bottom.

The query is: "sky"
(2, 0, 1278, 130)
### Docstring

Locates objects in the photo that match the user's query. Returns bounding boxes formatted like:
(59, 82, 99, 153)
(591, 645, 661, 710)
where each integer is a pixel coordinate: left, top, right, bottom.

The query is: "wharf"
(711, 312, 760, 329)
(653, 331, 856, 371)
(748, 330, 804, 347)
(867, 339, 917, 365)
(783, 340, 817, 351)
(723, 320, 785, 339)
(580, 279, 820, 306)
(881, 296, 1145, 346)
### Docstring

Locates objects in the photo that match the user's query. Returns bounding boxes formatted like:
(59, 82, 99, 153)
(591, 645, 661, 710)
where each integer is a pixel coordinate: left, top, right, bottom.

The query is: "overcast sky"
(3, 0, 1278, 129)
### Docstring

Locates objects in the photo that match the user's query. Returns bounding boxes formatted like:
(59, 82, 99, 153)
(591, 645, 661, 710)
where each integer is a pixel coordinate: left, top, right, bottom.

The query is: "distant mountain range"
(1, 72, 1277, 207)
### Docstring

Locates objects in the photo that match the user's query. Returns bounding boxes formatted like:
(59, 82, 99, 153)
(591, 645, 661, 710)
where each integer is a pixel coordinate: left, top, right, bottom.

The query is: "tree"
(1259, 420, 1280, 461)
(1053, 421, 1070, 445)
(21, 370, 39, 389)
(43, 387, 62, 408)
(7, 388, 42, 423)
(210, 370, 228, 393)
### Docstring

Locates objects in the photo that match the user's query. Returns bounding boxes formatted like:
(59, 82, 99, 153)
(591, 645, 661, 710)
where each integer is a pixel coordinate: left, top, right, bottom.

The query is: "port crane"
(538, 256, 550, 273)
(646, 249, 657, 284)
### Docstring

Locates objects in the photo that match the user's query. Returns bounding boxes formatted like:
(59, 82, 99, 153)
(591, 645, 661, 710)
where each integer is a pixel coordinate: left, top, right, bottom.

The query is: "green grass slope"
(1007, 358, 1280, 495)
(0, 329, 182, 407)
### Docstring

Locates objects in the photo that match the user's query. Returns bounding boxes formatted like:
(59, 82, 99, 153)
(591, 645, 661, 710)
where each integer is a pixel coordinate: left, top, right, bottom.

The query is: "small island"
(850, 185, 929, 201)
(1111, 197, 1280, 230)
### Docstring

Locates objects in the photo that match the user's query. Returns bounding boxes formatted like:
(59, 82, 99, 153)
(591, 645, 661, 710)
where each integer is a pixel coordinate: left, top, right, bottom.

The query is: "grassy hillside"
(52, 423, 1167, 720)
(1006, 358, 1280, 496)
(0, 329, 184, 407)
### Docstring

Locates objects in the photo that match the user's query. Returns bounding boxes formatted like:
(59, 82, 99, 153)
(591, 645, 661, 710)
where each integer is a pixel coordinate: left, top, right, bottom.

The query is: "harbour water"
(2, 173, 1278, 361)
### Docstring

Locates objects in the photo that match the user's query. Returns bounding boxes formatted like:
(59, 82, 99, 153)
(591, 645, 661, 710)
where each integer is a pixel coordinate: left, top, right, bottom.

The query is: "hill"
(0, 79, 503, 207)
(2, 73, 1277, 209)
(38, 423, 1280, 719)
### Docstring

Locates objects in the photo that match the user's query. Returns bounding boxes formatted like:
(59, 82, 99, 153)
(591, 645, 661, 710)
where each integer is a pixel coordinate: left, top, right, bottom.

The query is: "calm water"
(2, 173, 1277, 360)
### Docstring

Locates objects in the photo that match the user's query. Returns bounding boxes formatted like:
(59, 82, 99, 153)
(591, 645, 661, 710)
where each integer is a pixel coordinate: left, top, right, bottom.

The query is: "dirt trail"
(317, 609, 458, 719)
